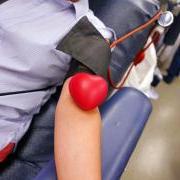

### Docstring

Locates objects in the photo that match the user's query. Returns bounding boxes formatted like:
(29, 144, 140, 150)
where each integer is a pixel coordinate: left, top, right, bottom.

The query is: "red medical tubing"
(108, 10, 162, 89)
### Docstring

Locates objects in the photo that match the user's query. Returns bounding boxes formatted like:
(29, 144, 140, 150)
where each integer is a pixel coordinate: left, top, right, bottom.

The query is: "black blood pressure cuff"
(56, 16, 111, 81)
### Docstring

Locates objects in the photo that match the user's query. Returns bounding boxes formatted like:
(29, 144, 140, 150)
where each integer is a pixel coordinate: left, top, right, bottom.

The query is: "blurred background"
(122, 0, 180, 180)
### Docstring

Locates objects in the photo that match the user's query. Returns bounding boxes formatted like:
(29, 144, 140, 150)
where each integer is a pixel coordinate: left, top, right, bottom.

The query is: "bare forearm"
(54, 79, 102, 180)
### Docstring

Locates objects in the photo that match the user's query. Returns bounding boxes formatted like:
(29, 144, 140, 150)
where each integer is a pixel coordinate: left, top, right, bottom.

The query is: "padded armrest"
(101, 87, 152, 179)
(34, 87, 152, 180)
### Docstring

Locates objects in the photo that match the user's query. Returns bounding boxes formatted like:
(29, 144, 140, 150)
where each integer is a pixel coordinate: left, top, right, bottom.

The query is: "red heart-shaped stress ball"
(69, 73, 108, 110)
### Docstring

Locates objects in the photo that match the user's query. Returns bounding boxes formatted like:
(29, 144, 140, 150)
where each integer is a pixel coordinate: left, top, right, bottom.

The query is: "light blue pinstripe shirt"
(0, 0, 113, 150)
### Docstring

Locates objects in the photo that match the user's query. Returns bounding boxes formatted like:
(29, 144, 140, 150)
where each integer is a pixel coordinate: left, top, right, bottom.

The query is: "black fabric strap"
(56, 16, 111, 81)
